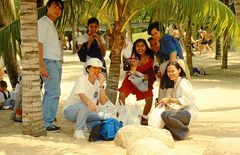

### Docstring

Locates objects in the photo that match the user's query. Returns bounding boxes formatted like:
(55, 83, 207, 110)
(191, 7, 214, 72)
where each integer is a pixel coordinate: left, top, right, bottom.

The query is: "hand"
(130, 59, 139, 66)
(144, 74, 149, 80)
(39, 65, 49, 79)
(158, 98, 171, 107)
(94, 34, 101, 42)
(156, 72, 161, 78)
(97, 73, 106, 85)
(87, 102, 98, 112)
(89, 33, 95, 42)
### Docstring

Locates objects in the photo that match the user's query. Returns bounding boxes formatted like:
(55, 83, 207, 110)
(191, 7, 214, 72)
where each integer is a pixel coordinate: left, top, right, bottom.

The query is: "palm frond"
(147, 0, 240, 42)
(0, 19, 20, 58)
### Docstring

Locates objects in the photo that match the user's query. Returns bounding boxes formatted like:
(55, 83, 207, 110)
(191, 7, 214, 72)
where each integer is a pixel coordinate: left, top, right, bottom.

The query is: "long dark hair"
(160, 61, 186, 89)
(131, 38, 154, 60)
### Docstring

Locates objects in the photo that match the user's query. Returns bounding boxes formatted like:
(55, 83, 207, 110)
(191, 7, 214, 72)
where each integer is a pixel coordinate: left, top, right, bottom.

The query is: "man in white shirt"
(38, 0, 64, 132)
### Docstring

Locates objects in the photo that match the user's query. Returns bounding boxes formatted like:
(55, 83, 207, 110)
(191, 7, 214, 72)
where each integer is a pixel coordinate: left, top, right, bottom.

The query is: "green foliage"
(0, 6, 46, 59)
(0, 19, 20, 58)
(14, 0, 20, 13)
(132, 31, 149, 42)
(147, 0, 240, 42)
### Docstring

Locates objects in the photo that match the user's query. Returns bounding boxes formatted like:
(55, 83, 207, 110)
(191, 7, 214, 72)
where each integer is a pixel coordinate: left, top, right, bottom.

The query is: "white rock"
(114, 125, 174, 149)
(126, 137, 171, 155)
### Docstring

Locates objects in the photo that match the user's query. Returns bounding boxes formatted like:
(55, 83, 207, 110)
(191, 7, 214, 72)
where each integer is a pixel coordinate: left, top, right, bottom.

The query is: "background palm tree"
(0, 0, 20, 88)
(20, 0, 46, 136)
(96, 0, 153, 103)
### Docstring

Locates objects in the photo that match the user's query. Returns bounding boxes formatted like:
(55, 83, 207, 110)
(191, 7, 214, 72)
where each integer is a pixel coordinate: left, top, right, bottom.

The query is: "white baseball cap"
(85, 58, 105, 69)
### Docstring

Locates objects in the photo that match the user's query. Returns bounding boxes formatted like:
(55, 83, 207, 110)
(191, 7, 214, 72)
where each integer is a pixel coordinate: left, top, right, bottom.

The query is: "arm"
(158, 97, 181, 106)
(38, 42, 48, 78)
(79, 93, 97, 112)
(98, 73, 107, 105)
(169, 52, 177, 62)
(87, 33, 95, 50)
(95, 34, 106, 57)
(159, 79, 194, 107)
(162, 35, 178, 62)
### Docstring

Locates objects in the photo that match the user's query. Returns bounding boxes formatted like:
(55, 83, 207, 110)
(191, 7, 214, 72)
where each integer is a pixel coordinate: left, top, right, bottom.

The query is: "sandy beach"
(0, 50, 240, 155)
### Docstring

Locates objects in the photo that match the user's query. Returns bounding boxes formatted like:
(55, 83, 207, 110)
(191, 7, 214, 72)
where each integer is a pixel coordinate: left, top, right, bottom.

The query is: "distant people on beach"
(63, 58, 107, 139)
(77, 17, 107, 74)
(118, 39, 156, 125)
(192, 30, 214, 55)
(156, 61, 198, 140)
(38, 0, 64, 132)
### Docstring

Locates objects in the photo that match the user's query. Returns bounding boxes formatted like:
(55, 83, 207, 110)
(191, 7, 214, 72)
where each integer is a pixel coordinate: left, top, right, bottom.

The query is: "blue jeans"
(161, 109, 191, 140)
(64, 103, 102, 130)
(42, 59, 62, 127)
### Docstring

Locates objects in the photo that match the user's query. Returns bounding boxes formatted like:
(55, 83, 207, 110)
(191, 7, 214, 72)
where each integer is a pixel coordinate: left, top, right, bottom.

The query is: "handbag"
(148, 106, 166, 129)
(77, 42, 88, 62)
(128, 71, 148, 92)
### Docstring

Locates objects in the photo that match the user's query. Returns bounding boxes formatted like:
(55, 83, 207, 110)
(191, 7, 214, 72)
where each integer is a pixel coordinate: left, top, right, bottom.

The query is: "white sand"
(0, 50, 240, 155)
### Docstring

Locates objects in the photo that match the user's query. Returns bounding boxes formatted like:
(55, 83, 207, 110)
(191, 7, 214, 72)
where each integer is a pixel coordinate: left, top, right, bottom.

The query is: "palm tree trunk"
(221, 0, 230, 69)
(20, 0, 46, 136)
(222, 30, 229, 69)
(185, 18, 193, 76)
(106, 21, 125, 104)
(233, 0, 240, 21)
(215, 37, 221, 60)
(70, 0, 77, 54)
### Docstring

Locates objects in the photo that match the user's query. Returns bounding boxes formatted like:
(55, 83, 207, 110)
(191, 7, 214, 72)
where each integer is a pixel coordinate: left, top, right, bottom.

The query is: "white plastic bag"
(125, 104, 141, 125)
(116, 104, 128, 123)
(98, 99, 117, 119)
(128, 71, 148, 92)
(148, 106, 166, 129)
(116, 101, 141, 126)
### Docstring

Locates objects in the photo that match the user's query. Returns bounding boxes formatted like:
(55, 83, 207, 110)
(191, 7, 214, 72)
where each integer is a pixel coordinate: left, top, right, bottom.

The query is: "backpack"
(88, 118, 123, 142)
(1, 90, 15, 110)
(77, 42, 88, 62)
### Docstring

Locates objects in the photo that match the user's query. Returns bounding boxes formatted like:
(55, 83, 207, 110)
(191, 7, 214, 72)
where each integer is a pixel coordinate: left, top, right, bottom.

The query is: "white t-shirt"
(38, 16, 61, 60)
(172, 77, 198, 123)
(0, 90, 13, 103)
(77, 33, 106, 45)
(64, 75, 101, 108)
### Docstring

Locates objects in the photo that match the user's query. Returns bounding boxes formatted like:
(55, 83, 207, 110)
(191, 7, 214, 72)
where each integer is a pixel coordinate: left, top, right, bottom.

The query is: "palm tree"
(0, 0, 20, 88)
(97, 0, 153, 103)
(20, 0, 46, 136)
(2, 0, 240, 104)
(97, 0, 240, 103)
